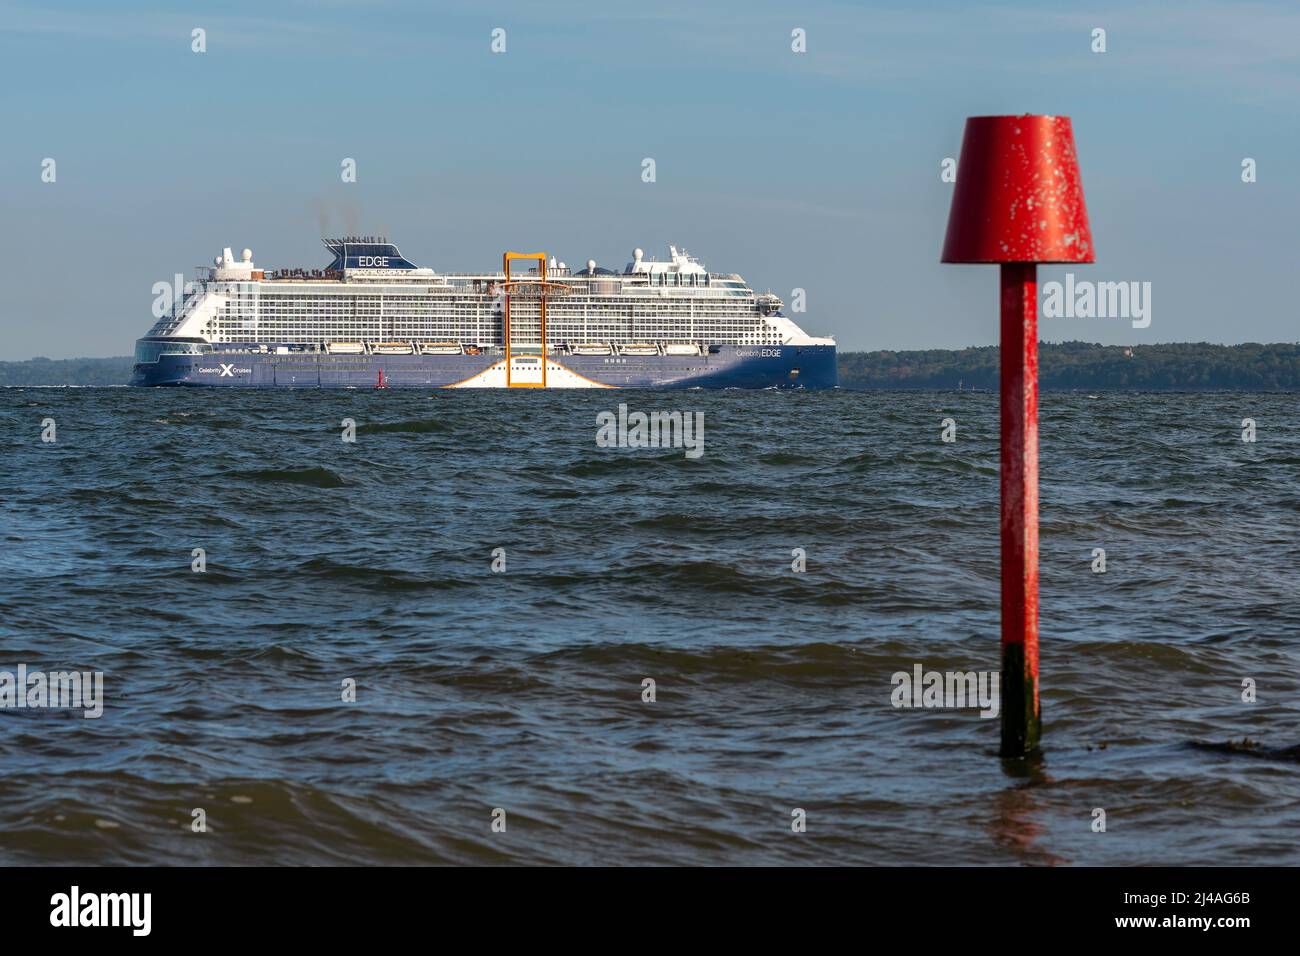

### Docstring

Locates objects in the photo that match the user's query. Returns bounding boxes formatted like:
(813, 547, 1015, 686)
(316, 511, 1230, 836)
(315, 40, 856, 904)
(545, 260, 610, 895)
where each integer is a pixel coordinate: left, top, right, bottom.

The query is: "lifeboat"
(664, 343, 703, 356)
(325, 341, 365, 354)
(418, 341, 464, 355)
(571, 342, 612, 356)
(373, 341, 413, 355)
(618, 342, 660, 356)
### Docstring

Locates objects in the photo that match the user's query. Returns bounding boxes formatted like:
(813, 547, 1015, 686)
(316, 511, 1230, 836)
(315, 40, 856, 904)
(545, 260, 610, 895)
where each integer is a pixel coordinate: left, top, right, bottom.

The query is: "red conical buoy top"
(941, 115, 1094, 264)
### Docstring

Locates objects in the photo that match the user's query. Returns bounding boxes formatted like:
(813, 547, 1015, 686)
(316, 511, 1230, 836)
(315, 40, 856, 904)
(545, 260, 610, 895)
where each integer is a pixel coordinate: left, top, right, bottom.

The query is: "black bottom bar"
(0, 866, 1281, 941)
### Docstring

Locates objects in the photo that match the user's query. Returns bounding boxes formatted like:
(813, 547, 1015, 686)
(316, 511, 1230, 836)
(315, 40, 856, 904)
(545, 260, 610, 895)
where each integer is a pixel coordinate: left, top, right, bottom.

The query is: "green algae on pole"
(941, 115, 1095, 757)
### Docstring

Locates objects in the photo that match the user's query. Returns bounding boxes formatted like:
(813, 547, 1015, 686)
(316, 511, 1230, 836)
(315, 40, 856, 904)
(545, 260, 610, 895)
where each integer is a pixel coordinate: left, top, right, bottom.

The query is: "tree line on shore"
(837, 342, 1300, 390)
(0, 356, 136, 386)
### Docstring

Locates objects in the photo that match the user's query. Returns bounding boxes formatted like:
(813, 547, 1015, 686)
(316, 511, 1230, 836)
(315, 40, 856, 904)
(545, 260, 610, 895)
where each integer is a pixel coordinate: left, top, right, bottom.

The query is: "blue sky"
(1, 0, 1296, 359)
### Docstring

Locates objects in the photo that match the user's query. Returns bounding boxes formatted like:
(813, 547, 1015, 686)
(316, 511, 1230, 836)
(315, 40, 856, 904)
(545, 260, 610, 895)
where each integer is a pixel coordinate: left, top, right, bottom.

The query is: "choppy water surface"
(1, 388, 1297, 865)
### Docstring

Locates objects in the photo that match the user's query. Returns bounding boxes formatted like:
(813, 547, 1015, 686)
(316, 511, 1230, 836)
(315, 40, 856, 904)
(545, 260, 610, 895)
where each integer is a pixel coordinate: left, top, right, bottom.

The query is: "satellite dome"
(587, 259, 596, 272)
(241, 248, 253, 262)
(634, 248, 643, 260)
(214, 255, 223, 266)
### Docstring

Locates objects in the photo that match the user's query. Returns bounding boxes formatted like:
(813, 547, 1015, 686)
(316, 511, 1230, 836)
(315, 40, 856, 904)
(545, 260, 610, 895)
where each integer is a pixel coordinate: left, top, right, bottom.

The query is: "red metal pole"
(999, 263, 1041, 756)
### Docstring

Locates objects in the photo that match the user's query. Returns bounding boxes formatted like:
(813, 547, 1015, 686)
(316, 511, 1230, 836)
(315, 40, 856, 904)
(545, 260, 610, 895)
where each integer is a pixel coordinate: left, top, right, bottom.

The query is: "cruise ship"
(130, 238, 837, 388)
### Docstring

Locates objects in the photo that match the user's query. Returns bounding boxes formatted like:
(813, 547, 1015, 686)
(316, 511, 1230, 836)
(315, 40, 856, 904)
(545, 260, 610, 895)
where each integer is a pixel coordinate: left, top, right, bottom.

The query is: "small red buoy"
(375, 368, 388, 389)
(941, 115, 1095, 757)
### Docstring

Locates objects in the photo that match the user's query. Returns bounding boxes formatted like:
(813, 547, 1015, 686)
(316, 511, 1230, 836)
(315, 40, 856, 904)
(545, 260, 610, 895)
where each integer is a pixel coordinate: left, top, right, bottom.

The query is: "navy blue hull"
(131, 345, 837, 389)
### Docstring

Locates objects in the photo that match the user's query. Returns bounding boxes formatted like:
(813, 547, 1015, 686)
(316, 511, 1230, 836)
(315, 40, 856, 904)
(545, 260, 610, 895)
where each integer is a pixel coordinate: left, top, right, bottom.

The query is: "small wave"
(901, 450, 998, 476)
(226, 466, 346, 488)
(293, 555, 471, 590)
(563, 452, 702, 477)
(1189, 739, 1300, 762)
(66, 488, 169, 508)
(756, 451, 807, 466)
(548, 639, 901, 681)
(357, 419, 451, 435)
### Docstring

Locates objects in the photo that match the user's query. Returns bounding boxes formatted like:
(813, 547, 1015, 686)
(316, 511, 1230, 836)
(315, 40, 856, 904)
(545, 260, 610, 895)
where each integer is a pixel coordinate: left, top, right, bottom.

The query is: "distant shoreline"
(840, 342, 1300, 390)
(2, 342, 1298, 389)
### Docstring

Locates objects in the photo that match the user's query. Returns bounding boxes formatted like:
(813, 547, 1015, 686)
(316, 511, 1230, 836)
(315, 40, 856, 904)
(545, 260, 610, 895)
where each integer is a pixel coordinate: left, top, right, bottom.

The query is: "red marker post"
(941, 115, 1094, 756)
